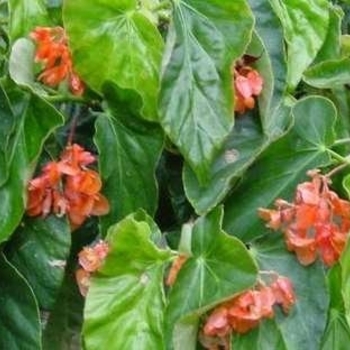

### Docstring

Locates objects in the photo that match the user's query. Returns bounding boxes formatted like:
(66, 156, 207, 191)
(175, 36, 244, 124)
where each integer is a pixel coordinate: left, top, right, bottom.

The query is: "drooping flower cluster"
(259, 170, 350, 267)
(26, 143, 110, 230)
(30, 26, 84, 95)
(76, 240, 110, 296)
(201, 274, 295, 349)
(232, 56, 263, 114)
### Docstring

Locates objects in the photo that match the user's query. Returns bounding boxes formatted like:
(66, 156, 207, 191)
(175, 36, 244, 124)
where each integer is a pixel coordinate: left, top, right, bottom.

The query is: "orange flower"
(30, 26, 85, 95)
(232, 56, 263, 114)
(26, 143, 109, 230)
(259, 170, 350, 267)
(76, 240, 109, 296)
(166, 255, 188, 286)
(201, 273, 295, 348)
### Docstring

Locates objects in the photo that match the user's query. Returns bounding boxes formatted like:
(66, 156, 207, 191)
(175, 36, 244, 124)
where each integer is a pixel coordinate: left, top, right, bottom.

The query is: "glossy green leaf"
(166, 207, 258, 349)
(8, 0, 50, 42)
(269, 0, 329, 89)
(0, 252, 41, 350)
(94, 83, 164, 234)
(0, 84, 16, 185)
(0, 87, 64, 243)
(232, 319, 287, 350)
(340, 239, 350, 325)
(250, 234, 329, 350)
(303, 58, 350, 88)
(6, 216, 71, 310)
(159, 0, 254, 184)
(83, 211, 173, 350)
(63, 0, 163, 120)
(223, 96, 336, 241)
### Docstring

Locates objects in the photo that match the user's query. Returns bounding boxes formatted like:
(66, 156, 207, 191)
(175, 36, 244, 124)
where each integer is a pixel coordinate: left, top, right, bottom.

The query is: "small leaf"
(269, 0, 329, 89)
(8, 0, 50, 42)
(224, 96, 336, 241)
(94, 83, 164, 234)
(304, 58, 350, 89)
(6, 215, 71, 310)
(0, 252, 42, 350)
(83, 211, 173, 350)
(159, 0, 254, 183)
(166, 207, 258, 349)
(63, 0, 164, 120)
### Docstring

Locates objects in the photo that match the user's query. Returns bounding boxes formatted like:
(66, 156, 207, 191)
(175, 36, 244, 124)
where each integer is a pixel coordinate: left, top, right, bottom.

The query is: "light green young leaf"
(83, 211, 173, 350)
(63, 0, 163, 120)
(269, 0, 329, 90)
(159, 0, 254, 184)
(0, 252, 42, 350)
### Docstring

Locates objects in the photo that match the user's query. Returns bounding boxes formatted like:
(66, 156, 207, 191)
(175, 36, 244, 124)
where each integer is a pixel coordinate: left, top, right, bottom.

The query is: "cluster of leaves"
(3, 0, 350, 349)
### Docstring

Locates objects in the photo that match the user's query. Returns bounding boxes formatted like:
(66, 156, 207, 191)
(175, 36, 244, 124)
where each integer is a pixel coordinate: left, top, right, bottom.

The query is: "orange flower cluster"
(232, 57, 263, 114)
(166, 255, 187, 286)
(201, 275, 295, 349)
(30, 26, 84, 95)
(76, 240, 110, 296)
(259, 170, 350, 267)
(27, 143, 110, 230)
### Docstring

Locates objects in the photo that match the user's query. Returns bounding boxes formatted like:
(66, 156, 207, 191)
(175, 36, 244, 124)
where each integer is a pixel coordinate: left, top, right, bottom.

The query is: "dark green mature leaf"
(166, 207, 258, 349)
(8, 0, 49, 41)
(83, 211, 173, 350)
(94, 83, 164, 234)
(0, 88, 64, 243)
(223, 96, 336, 241)
(269, 0, 329, 90)
(304, 58, 350, 88)
(0, 252, 41, 350)
(0, 84, 16, 185)
(232, 319, 287, 350)
(6, 216, 71, 310)
(251, 234, 329, 350)
(159, 0, 254, 184)
(63, 0, 163, 120)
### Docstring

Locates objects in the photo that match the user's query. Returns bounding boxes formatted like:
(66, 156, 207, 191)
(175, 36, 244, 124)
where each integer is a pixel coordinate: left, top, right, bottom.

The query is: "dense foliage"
(2, 0, 350, 349)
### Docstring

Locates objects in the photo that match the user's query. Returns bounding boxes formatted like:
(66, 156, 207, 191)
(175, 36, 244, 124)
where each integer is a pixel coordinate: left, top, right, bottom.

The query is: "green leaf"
(232, 319, 287, 350)
(94, 83, 164, 234)
(183, 114, 267, 214)
(159, 0, 254, 184)
(269, 0, 329, 90)
(247, 0, 288, 133)
(8, 0, 50, 42)
(250, 234, 329, 350)
(224, 96, 336, 241)
(0, 252, 42, 350)
(0, 87, 64, 243)
(6, 215, 71, 310)
(0, 84, 16, 185)
(83, 211, 173, 350)
(166, 207, 258, 349)
(303, 58, 350, 89)
(340, 239, 350, 325)
(63, 0, 163, 120)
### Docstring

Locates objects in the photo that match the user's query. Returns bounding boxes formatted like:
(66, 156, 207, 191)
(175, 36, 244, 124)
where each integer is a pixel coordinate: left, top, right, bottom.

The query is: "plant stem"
(45, 94, 86, 104)
(334, 138, 350, 146)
